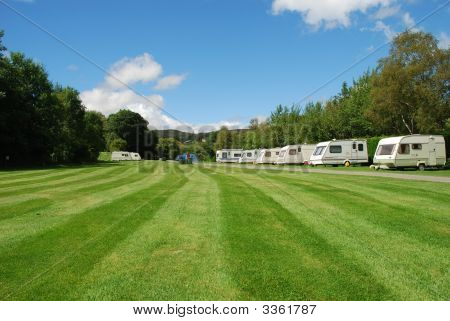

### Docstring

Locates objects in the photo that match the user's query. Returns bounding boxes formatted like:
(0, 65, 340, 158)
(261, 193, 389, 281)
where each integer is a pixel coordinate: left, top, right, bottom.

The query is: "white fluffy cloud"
(105, 53, 163, 89)
(153, 74, 188, 90)
(80, 53, 243, 131)
(371, 4, 400, 19)
(81, 87, 163, 115)
(271, 0, 393, 29)
(402, 12, 415, 29)
(372, 20, 396, 40)
(81, 53, 184, 129)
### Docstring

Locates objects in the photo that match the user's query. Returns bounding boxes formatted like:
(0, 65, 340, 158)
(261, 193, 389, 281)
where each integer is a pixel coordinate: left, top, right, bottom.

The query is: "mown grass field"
(0, 161, 449, 300)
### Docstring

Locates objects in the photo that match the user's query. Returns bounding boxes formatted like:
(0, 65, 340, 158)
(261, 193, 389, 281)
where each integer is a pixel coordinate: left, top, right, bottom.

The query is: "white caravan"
(239, 149, 259, 163)
(255, 148, 281, 164)
(310, 140, 368, 166)
(275, 144, 316, 165)
(111, 151, 132, 161)
(216, 149, 243, 163)
(130, 152, 142, 160)
(373, 135, 446, 170)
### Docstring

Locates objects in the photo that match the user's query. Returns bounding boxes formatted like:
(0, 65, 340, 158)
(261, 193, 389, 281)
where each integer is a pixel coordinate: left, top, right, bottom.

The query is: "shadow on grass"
(0, 161, 124, 173)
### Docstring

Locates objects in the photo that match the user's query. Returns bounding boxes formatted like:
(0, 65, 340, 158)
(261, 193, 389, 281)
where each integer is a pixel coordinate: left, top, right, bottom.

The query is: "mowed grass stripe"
(220, 166, 450, 219)
(258, 171, 450, 248)
(0, 165, 125, 198)
(0, 168, 60, 180)
(0, 166, 188, 300)
(0, 162, 162, 251)
(70, 168, 239, 300)
(235, 169, 449, 300)
(0, 162, 158, 206)
(0, 164, 124, 193)
(0, 165, 145, 220)
(201, 167, 393, 300)
(0, 166, 106, 188)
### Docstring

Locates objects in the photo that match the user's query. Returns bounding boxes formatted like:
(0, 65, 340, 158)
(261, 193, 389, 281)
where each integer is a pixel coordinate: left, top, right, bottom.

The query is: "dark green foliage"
(442, 119, 450, 159)
(104, 109, 159, 159)
(213, 126, 232, 150)
(366, 136, 385, 163)
(0, 52, 59, 165)
(181, 141, 209, 161)
(368, 31, 450, 135)
(156, 137, 181, 160)
(53, 86, 90, 162)
(83, 111, 107, 161)
(106, 109, 148, 154)
(0, 31, 109, 165)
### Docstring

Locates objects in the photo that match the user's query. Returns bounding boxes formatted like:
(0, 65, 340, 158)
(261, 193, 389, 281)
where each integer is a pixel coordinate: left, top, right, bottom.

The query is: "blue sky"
(1, 0, 449, 131)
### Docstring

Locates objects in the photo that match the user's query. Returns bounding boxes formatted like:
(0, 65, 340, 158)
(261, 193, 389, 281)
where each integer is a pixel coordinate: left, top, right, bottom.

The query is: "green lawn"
(0, 161, 448, 300)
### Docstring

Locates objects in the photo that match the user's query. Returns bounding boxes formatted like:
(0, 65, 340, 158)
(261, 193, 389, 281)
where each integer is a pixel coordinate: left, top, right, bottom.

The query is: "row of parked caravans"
(216, 135, 447, 170)
(216, 140, 368, 166)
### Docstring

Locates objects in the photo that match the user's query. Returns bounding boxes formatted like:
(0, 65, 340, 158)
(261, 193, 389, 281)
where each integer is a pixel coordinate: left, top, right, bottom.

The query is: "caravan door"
(429, 137, 437, 166)
(351, 142, 358, 160)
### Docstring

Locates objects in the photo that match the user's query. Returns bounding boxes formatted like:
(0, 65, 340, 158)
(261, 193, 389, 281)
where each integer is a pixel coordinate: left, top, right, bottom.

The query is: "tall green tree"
(323, 73, 375, 139)
(53, 86, 89, 162)
(106, 109, 149, 155)
(267, 105, 303, 146)
(84, 111, 106, 160)
(368, 31, 450, 134)
(301, 102, 326, 143)
(0, 51, 59, 165)
(157, 138, 181, 160)
(213, 126, 232, 150)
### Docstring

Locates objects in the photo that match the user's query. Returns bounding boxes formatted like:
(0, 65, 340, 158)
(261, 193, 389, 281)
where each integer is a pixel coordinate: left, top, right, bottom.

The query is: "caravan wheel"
(418, 164, 425, 171)
(344, 161, 351, 167)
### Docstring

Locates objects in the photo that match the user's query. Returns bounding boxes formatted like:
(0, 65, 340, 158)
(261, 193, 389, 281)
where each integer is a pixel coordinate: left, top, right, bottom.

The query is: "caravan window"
(289, 149, 297, 155)
(298, 147, 302, 152)
(222, 152, 227, 158)
(279, 150, 286, 157)
(358, 144, 364, 151)
(276, 151, 279, 155)
(234, 153, 241, 157)
(313, 146, 325, 156)
(376, 144, 395, 155)
(247, 152, 252, 157)
(330, 145, 342, 153)
(352, 143, 357, 149)
(412, 144, 422, 150)
(265, 151, 271, 157)
(398, 144, 410, 154)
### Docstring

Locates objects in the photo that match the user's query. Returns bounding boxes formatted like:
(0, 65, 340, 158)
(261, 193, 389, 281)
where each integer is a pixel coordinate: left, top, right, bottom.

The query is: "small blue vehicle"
(175, 152, 199, 164)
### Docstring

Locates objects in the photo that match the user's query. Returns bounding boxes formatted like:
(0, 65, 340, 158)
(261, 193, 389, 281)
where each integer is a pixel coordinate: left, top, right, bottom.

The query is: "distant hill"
(152, 128, 249, 143)
(153, 129, 197, 142)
